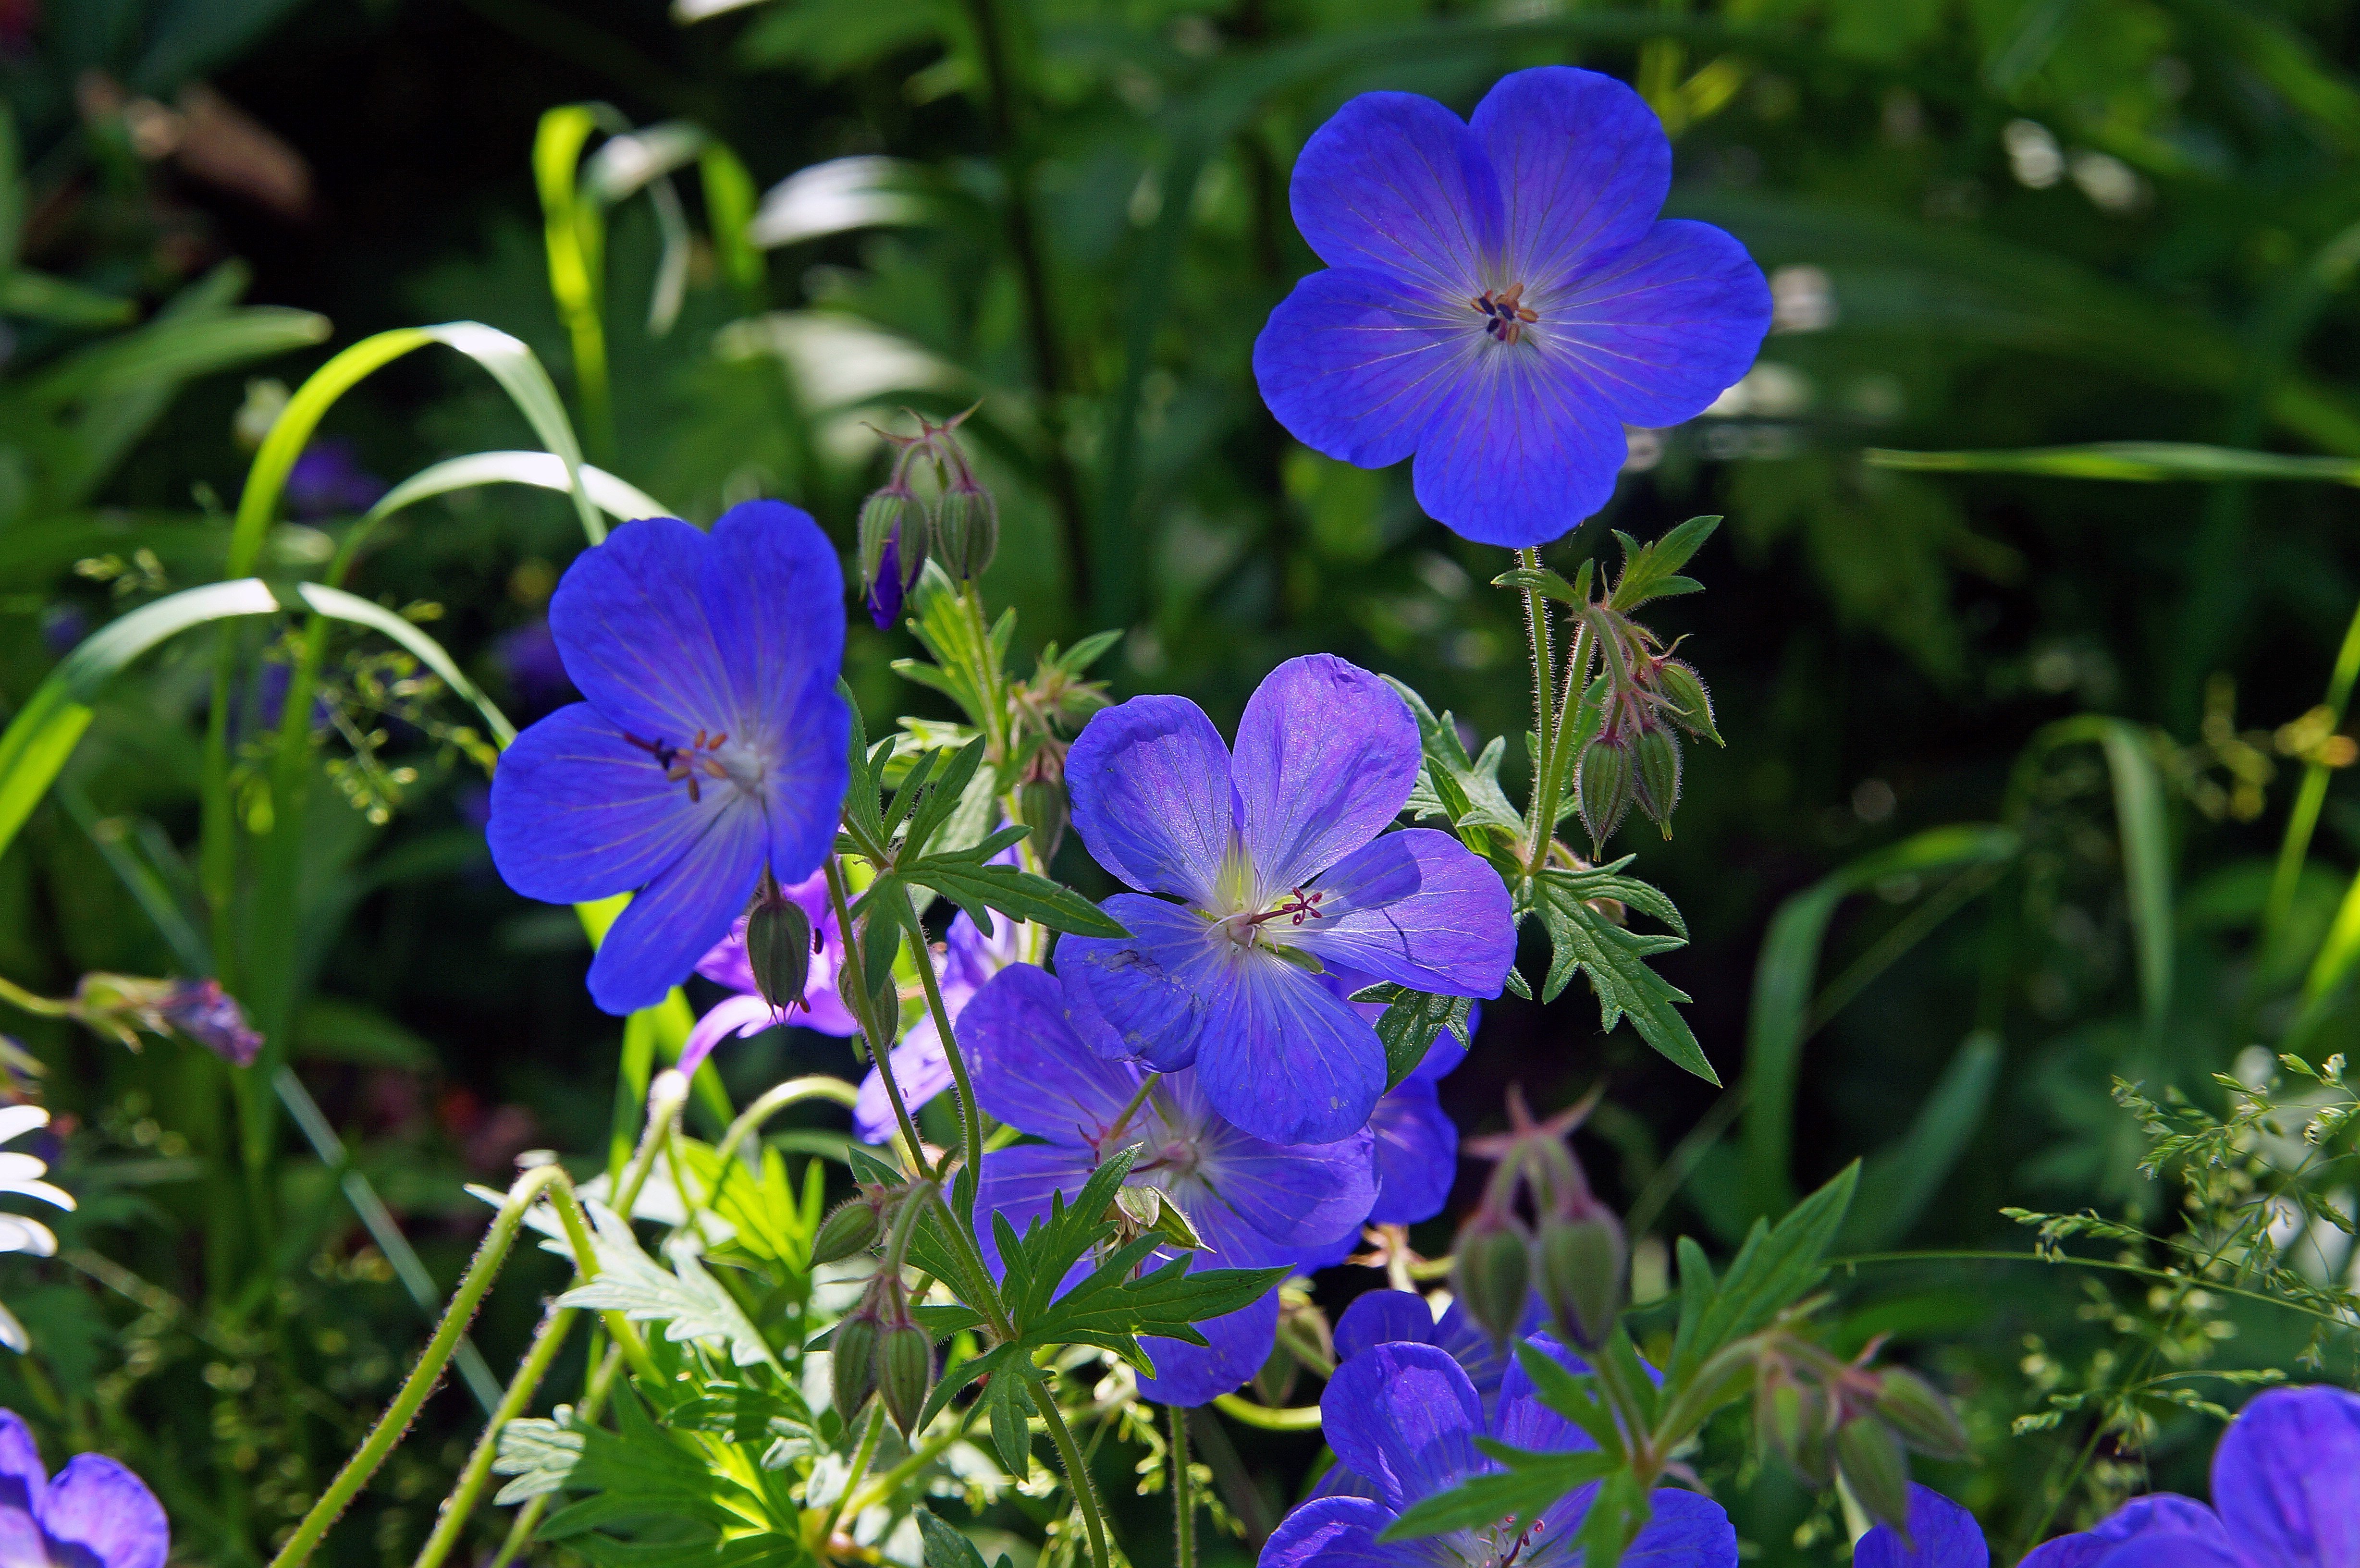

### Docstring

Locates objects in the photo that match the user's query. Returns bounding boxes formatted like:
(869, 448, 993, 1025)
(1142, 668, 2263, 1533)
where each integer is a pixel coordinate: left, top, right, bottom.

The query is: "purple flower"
(0, 1409, 168, 1568)
(680, 869, 861, 1078)
(1252, 68, 1770, 548)
(1324, 1287, 1542, 1425)
(966, 963, 1375, 1406)
(284, 438, 389, 520)
(1260, 1338, 1734, 1568)
(1854, 1488, 1989, 1568)
(867, 533, 905, 630)
(1056, 654, 1515, 1146)
(487, 503, 852, 1015)
(160, 979, 261, 1066)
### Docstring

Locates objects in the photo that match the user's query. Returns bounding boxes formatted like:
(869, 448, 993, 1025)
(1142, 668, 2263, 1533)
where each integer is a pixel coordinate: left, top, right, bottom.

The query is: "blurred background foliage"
(6, 0, 2360, 1563)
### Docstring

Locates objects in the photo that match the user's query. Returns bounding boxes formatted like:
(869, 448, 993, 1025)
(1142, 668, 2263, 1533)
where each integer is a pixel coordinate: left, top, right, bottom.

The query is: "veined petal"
(1409, 341, 1629, 548)
(1290, 92, 1504, 299)
(1258, 1495, 1414, 1568)
(1623, 1490, 1740, 1568)
(488, 704, 718, 904)
(1547, 219, 1771, 429)
(1232, 656, 1420, 893)
(1855, 1487, 1988, 1568)
(974, 1141, 1101, 1279)
(2209, 1384, 2360, 1568)
(1057, 896, 1228, 1072)
(1320, 1341, 1484, 1513)
(1193, 954, 1387, 1146)
(586, 799, 766, 1015)
(1139, 1289, 1280, 1408)
(38, 1454, 168, 1568)
(696, 501, 844, 735)
(962, 965, 1149, 1139)
(853, 1021, 955, 1144)
(1067, 696, 1235, 902)
(547, 515, 736, 743)
(1290, 829, 1515, 996)
(1184, 1086, 1376, 1254)
(2018, 1497, 2225, 1568)
(1334, 1289, 1439, 1363)
(759, 672, 854, 887)
(1253, 267, 1469, 470)
(1494, 1335, 1597, 1455)
(680, 993, 778, 1080)
(1472, 68, 1671, 290)
(1365, 1077, 1456, 1227)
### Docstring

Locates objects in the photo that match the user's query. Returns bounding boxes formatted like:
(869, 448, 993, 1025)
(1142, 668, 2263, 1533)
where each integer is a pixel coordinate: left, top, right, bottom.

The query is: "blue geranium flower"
(1056, 654, 1516, 1147)
(1253, 67, 1770, 548)
(1321, 1287, 1544, 1428)
(965, 964, 1376, 1407)
(1868, 1385, 2360, 1568)
(0, 1409, 168, 1568)
(487, 502, 852, 1015)
(1261, 1338, 1734, 1568)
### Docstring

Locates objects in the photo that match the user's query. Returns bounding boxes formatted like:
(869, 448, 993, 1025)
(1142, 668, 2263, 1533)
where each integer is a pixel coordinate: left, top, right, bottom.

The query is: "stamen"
(1470, 284, 1541, 346)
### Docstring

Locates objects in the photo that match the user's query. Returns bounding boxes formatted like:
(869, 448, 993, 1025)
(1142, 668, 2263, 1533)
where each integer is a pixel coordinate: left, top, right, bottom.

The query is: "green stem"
(0, 975, 71, 1018)
(409, 1303, 579, 1568)
(843, 1419, 970, 1518)
(902, 887, 983, 1205)
(2264, 588, 2360, 946)
(817, 1405, 887, 1550)
(691, 1075, 860, 1232)
(267, 1164, 574, 1568)
(1517, 548, 1558, 873)
(1030, 1382, 1110, 1568)
(824, 857, 933, 1172)
(1169, 1403, 1195, 1568)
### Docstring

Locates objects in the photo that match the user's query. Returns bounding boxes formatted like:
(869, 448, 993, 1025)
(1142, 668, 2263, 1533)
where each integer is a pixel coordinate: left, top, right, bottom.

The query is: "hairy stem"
(408, 1303, 578, 1568)
(1170, 1403, 1196, 1568)
(1031, 1382, 1110, 1568)
(817, 1405, 887, 1549)
(900, 885, 985, 1209)
(487, 1342, 624, 1568)
(1519, 547, 1557, 873)
(823, 856, 933, 1173)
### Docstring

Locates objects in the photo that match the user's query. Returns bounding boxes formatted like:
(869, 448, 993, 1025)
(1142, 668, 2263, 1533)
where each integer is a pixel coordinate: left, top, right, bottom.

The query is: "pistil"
(1471, 282, 1539, 345)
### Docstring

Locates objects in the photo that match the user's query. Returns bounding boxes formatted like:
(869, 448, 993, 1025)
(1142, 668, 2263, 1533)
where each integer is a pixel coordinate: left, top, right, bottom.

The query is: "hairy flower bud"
(1873, 1368, 1971, 1461)
(1834, 1414, 1912, 1537)
(1756, 1373, 1828, 1484)
(1576, 732, 1635, 849)
(1631, 723, 1683, 838)
(1535, 1206, 1625, 1348)
(1451, 1212, 1532, 1343)
(933, 471, 998, 582)
(878, 1314, 933, 1436)
(1017, 744, 1069, 865)
(811, 1195, 884, 1267)
(830, 1298, 882, 1421)
(1654, 660, 1721, 746)
(857, 481, 928, 600)
(744, 881, 814, 1016)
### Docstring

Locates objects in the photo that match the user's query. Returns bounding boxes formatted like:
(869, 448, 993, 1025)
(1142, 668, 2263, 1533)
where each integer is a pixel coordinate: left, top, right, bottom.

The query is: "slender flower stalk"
(1170, 1403, 1196, 1568)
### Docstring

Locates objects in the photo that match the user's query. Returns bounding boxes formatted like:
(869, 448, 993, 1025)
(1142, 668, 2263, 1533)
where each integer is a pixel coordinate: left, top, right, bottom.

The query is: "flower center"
(1213, 886, 1327, 947)
(623, 728, 765, 805)
(1470, 282, 1538, 345)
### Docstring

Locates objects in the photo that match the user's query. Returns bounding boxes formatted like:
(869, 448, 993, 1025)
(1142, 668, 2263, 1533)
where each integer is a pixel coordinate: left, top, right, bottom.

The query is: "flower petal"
(488, 704, 716, 904)
(0, 1409, 46, 1568)
(681, 993, 779, 1080)
(1193, 953, 1387, 1146)
(755, 673, 854, 889)
(1494, 1334, 1597, 1454)
(0, 1108, 46, 1148)
(1409, 339, 1631, 548)
(962, 965, 1149, 1140)
(696, 501, 844, 737)
(586, 799, 767, 1015)
(1320, 1341, 1484, 1512)
(1056, 895, 1227, 1071)
(1547, 219, 1772, 429)
(2090, 1538, 2242, 1568)
(548, 515, 736, 741)
(1289, 92, 1504, 299)
(1067, 696, 1235, 902)
(1855, 1486, 1988, 1568)
(1366, 1077, 1456, 1226)
(1253, 267, 1469, 470)
(2017, 1497, 2225, 1568)
(37, 1454, 168, 1568)
(854, 1022, 955, 1144)
(1290, 829, 1515, 997)
(1232, 656, 1421, 893)
(1471, 67, 1670, 291)
(1139, 1289, 1280, 1407)
(1334, 1290, 1439, 1363)
(1259, 1495, 1415, 1568)
(1624, 1489, 1740, 1568)
(1436, 1294, 1545, 1413)
(1179, 1078, 1376, 1254)
(2209, 1384, 2360, 1568)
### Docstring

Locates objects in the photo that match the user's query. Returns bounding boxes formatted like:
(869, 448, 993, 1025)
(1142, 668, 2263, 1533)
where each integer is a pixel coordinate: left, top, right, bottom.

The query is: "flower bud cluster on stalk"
(1571, 606, 1719, 850)
(856, 406, 998, 627)
(822, 1179, 940, 1437)
(1451, 1087, 1626, 1349)
(1751, 1333, 1971, 1536)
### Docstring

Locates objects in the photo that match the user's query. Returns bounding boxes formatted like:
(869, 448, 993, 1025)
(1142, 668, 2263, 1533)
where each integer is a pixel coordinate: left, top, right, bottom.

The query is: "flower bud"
(744, 883, 814, 1016)
(1018, 777, 1068, 865)
(1576, 732, 1635, 849)
(811, 1195, 884, 1267)
(1451, 1212, 1532, 1343)
(1654, 660, 1721, 746)
(1756, 1373, 1828, 1484)
(1535, 1206, 1625, 1348)
(1873, 1368, 1970, 1461)
(830, 1300, 882, 1421)
(1630, 724, 1682, 838)
(933, 472, 998, 582)
(1834, 1414, 1912, 1537)
(878, 1315, 934, 1436)
(857, 482, 928, 599)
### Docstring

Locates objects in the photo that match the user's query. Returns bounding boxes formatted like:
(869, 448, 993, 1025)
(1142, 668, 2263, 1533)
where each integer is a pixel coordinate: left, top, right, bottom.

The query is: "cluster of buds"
(740, 869, 817, 1016)
(817, 1181, 936, 1436)
(67, 974, 262, 1066)
(1751, 1334, 1970, 1535)
(856, 407, 999, 628)
(1451, 1088, 1625, 1349)
(1572, 612, 1720, 850)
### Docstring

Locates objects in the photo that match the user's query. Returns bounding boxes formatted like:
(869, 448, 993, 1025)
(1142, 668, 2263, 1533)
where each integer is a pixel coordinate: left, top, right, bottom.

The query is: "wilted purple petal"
(160, 980, 262, 1066)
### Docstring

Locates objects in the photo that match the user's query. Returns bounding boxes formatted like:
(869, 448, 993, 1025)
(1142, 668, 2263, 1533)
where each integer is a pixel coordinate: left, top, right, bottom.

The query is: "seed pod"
(1451, 1212, 1533, 1343)
(1631, 724, 1683, 838)
(1576, 732, 1635, 849)
(830, 1304, 882, 1421)
(1834, 1414, 1913, 1538)
(933, 473, 999, 582)
(811, 1196, 883, 1267)
(1535, 1207, 1626, 1349)
(1874, 1368, 1971, 1461)
(1654, 660, 1721, 746)
(744, 887, 814, 1014)
(878, 1316, 934, 1436)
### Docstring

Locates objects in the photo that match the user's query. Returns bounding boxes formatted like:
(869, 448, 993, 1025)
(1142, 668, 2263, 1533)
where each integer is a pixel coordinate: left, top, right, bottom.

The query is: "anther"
(1470, 283, 1539, 346)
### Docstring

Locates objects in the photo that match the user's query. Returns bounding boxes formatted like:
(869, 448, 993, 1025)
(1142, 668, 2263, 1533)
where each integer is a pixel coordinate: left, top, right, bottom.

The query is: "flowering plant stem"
(1169, 1402, 1196, 1568)
(1032, 1379, 1111, 1568)
(899, 882, 986, 1207)
(817, 1406, 887, 1550)
(407, 1300, 578, 1568)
